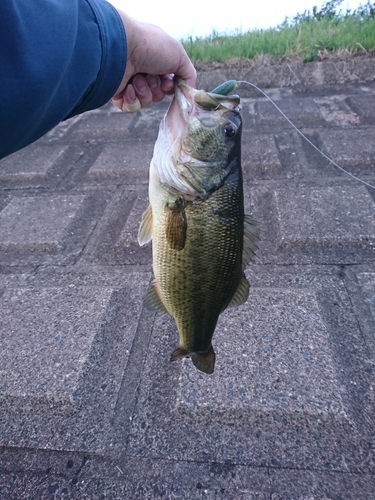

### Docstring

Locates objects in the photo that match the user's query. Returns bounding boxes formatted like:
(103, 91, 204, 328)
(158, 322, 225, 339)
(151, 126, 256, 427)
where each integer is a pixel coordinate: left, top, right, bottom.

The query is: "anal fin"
(143, 283, 169, 314)
(226, 274, 250, 309)
(170, 346, 190, 361)
(242, 215, 260, 269)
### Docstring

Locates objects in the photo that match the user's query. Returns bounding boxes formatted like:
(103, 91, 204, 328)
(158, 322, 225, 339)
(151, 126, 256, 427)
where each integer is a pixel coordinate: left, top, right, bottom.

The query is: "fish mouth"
(174, 78, 194, 117)
(163, 78, 240, 144)
(174, 77, 240, 121)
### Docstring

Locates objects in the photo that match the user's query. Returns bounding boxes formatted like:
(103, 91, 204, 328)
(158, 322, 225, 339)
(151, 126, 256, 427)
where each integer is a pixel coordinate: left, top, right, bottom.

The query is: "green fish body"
(138, 79, 259, 374)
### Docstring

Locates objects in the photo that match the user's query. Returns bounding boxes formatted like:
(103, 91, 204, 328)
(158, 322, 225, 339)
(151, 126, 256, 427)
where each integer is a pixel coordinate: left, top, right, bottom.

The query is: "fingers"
(112, 10, 197, 114)
(112, 83, 140, 112)
(160, 74, 174, 95)
(132, 74, 156, 107)
(113, 73, 174, 113)
(113, 68, 196, 114)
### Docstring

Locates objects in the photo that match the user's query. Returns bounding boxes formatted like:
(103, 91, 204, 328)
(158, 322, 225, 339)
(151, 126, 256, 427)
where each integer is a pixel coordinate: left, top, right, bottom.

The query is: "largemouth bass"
(138, 78, 259, 374)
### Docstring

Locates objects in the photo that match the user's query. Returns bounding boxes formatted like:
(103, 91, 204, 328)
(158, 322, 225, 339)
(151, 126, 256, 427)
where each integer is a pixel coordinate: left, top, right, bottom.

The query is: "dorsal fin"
(226, 274, 250, 309)
(143, 283, 169, 314)
(138, 205, 153, 246)
(166, 200, 187, 251)
(242, 215, 260, 270)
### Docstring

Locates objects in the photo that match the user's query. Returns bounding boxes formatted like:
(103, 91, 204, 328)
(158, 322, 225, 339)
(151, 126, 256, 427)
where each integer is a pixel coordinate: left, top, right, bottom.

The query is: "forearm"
(0, 0, 126, 159)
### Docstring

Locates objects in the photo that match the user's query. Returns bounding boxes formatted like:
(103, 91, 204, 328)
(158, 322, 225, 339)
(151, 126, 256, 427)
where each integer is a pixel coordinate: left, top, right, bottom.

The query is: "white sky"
(109, 0, 366, 39)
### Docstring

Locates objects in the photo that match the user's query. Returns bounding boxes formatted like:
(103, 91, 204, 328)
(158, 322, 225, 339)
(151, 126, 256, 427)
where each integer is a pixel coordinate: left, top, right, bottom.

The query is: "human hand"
(112, 11, 197, 113)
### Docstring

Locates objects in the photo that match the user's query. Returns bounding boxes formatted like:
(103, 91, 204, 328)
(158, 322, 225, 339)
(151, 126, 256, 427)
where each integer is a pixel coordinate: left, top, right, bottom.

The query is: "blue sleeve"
(0, 0, 127, 160)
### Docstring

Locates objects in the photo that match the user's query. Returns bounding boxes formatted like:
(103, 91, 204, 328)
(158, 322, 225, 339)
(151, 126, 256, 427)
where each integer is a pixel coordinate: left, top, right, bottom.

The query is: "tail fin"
(170, 345, 216, 374)
(191, 346, 215, 374)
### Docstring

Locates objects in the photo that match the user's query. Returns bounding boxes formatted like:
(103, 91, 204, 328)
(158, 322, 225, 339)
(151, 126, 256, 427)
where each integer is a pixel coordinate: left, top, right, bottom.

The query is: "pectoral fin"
(227, 274, 250, 309)
(242, 215, 260, 270)
(138, 205, 153, 246)
(143, 283, 169, 314)
(166, 200, 187, 251)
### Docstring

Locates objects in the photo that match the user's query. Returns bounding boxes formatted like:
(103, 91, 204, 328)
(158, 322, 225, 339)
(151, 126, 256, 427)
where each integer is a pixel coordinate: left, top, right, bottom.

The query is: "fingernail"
(133, 76, 147, 93)
(127, 84, 137, 102)
(147, 75, 158, 89)
(122, 99, 141, 113)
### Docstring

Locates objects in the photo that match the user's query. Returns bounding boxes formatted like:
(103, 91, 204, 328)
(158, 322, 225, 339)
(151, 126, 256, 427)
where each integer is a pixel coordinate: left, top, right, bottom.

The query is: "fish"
(138, 78, 259, 374)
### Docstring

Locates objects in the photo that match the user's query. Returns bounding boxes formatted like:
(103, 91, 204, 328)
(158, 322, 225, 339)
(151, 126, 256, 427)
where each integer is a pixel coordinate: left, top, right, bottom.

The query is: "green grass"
(182, 0, 375, 63)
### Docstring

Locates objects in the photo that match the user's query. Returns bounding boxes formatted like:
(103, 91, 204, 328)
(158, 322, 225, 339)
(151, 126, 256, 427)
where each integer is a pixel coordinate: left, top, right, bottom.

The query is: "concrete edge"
(196, 55, 375, 94)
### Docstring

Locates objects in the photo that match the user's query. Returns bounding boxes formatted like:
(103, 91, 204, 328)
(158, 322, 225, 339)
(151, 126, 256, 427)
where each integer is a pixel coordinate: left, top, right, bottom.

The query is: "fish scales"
(138, 78, 259, 374)
(153, 176, 244, 354)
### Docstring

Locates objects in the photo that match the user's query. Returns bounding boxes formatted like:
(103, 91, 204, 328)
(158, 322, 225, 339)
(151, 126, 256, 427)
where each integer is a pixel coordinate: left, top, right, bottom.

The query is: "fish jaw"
(149, 79, 203, 197)
(170, 78, 241, 148)
(150, 107, 198, 197)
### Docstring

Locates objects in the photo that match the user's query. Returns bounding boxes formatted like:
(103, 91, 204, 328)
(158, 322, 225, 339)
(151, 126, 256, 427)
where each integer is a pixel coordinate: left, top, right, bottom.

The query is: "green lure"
(211, 80, 238, 96)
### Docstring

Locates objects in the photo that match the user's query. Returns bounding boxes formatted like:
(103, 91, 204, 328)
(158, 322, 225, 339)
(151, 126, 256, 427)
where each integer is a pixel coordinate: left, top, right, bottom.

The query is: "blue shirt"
(0, 0, 127, 159)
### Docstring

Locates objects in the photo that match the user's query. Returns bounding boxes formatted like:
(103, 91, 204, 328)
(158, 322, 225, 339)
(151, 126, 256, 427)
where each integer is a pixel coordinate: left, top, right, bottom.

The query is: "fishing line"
(235, 80, 375, 190)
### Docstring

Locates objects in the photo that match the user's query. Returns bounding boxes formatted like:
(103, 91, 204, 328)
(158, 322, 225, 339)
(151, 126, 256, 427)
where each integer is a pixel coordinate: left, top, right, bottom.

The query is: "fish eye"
(224, 123, 236, 137)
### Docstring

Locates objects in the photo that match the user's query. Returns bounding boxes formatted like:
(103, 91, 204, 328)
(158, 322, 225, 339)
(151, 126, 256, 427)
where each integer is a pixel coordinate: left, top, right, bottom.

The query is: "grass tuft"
(182, 0, 375, 63)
